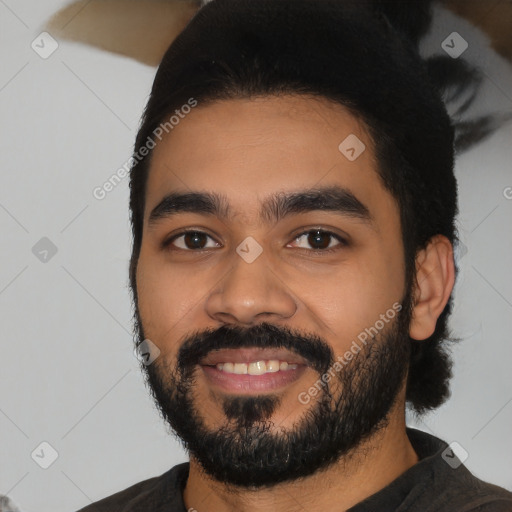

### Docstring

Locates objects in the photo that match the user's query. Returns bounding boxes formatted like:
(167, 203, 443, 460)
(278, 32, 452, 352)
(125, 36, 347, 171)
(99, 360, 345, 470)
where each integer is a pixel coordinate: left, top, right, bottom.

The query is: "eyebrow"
(148, 185, 375, 229)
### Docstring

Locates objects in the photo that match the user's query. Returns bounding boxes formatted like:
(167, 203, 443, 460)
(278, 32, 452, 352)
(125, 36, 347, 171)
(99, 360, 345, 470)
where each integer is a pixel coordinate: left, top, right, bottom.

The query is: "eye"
(163, 230, 220, 251)
(162, 228, 348, 253)
(289, 229, 347, 253)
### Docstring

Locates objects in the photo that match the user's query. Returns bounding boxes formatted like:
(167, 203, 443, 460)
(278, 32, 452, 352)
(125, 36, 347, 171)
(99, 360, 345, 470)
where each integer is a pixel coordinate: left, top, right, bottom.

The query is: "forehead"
(144, 95, 396, 226)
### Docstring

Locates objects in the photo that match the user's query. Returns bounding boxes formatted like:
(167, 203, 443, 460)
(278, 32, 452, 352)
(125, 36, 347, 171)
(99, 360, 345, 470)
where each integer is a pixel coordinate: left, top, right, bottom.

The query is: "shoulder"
(443, 471, 512, 511)
(444, 472, 512, 512)
(429, 452, 512, 510)
(404, 428, 512, 511)
(430, 448, 512, 510)
(472, 502, 512, 512)
(75, 462, 189, 512)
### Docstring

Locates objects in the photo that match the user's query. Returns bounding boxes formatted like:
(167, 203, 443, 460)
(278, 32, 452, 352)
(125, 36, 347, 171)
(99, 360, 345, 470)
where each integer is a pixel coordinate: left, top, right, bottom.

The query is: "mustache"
(177, 322, 334, 376)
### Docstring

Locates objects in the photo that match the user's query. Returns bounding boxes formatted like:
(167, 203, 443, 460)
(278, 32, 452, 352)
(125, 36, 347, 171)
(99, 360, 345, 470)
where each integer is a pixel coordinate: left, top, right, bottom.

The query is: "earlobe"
(409, 235, 456, 341)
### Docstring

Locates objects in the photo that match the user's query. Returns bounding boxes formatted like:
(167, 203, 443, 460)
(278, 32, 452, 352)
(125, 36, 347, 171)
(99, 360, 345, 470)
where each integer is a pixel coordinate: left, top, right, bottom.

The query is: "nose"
(205, 244, 297, 326)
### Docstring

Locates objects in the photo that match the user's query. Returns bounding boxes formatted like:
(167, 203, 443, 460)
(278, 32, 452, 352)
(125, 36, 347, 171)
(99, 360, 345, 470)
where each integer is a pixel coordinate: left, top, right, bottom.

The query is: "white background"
(0, 2, 511, 511)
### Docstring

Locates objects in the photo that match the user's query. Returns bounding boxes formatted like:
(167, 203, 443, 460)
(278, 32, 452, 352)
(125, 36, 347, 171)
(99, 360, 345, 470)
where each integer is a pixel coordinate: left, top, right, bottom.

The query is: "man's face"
(134, 95, 412, 487)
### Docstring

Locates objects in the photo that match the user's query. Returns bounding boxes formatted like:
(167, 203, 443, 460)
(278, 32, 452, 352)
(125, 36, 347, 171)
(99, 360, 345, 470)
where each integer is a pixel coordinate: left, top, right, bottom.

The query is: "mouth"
(199, 348, 309, 394)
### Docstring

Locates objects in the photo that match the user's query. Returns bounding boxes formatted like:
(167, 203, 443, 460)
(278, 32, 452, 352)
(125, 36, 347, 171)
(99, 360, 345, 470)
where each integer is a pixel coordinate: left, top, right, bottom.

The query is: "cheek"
(308, 248, 404, 354)
(135, 250, 200, 342)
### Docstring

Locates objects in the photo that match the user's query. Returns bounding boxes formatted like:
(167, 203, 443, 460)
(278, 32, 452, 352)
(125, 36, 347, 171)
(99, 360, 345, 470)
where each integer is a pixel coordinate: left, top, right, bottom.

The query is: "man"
(78, 0, 512, 510)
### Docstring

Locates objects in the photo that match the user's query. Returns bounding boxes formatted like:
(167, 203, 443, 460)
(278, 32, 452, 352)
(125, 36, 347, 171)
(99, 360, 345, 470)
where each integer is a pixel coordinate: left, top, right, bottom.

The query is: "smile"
(200, 362, 307, 393)
(213, 360, 299, 375)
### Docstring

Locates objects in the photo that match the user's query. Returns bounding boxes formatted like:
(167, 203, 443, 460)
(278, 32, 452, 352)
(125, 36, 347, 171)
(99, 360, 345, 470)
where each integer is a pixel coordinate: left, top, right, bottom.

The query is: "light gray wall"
(1, 2, 511, 511)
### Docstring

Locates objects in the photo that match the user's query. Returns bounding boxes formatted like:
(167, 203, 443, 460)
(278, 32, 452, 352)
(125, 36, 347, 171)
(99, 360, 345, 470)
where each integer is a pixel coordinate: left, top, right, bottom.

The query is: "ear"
(409, 235, 456, 341)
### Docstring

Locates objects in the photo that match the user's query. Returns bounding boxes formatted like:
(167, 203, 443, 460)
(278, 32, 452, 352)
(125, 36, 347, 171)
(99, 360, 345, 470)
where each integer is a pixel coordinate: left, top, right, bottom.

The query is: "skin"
(135, 95, 455, 512)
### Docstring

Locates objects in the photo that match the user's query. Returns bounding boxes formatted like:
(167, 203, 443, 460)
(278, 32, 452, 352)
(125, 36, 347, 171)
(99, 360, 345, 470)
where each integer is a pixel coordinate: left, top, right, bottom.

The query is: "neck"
(182, 399, 419, 512)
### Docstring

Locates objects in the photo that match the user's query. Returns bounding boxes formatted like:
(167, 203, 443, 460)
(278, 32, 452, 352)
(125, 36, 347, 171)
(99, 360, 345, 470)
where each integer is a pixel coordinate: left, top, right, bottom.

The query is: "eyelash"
(161, 228, 348, 254)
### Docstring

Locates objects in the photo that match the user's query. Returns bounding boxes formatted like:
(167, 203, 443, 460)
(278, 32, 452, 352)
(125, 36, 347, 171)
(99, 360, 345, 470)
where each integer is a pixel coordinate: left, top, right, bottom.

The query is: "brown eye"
(291, 229, 347, 252)
(307, 230, 332, 250)
(164, 231, 220, 251)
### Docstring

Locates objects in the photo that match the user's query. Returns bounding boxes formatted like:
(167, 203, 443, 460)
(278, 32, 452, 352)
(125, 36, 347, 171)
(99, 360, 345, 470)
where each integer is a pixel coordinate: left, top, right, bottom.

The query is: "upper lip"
(199, 348, 308, 366)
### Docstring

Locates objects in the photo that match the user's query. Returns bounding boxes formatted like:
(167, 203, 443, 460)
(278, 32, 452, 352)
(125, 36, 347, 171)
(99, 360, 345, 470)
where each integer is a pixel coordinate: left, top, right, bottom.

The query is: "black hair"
(128, 0, 492, 415)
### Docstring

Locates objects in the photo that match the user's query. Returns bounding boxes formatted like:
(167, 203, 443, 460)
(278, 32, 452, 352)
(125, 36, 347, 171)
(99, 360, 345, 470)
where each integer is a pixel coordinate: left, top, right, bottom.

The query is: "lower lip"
(200, 364, 307, 393)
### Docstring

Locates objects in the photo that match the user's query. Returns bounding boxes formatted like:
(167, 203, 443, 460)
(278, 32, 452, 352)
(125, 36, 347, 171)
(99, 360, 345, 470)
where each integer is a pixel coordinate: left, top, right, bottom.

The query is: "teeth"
(248, 360, 266, 375)
(266, 360, 280, 372)
(214, 360, 299, 374)
(233, 363, 248, 374)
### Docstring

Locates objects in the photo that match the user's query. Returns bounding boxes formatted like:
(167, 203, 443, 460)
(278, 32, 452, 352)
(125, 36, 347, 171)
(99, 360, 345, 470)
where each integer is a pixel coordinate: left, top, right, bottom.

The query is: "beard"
(134, 293, 412, 489)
